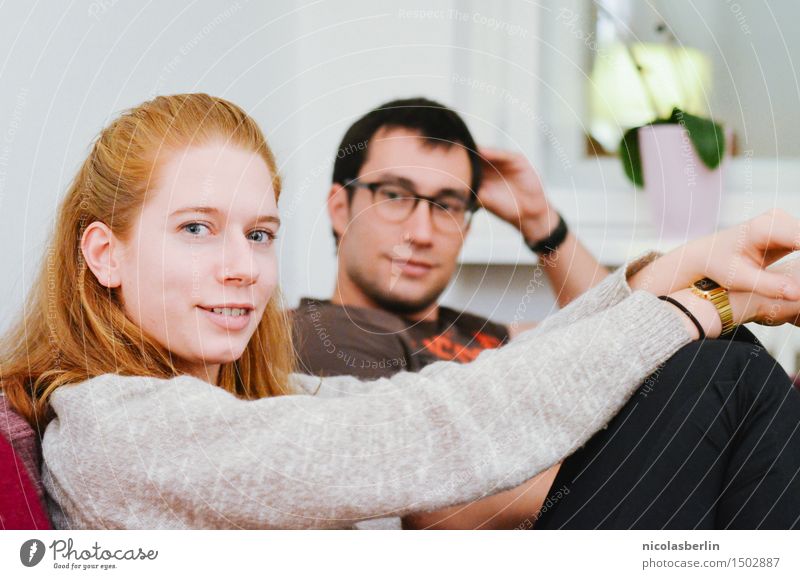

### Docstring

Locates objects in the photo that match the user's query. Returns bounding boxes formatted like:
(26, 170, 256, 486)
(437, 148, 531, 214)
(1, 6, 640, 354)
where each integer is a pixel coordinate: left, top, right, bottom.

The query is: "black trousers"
(534, 327, 800, 529)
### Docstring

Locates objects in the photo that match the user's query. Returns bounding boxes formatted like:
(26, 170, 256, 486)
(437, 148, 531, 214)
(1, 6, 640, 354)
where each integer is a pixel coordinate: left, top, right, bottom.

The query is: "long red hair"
(0, 93, 295, 430)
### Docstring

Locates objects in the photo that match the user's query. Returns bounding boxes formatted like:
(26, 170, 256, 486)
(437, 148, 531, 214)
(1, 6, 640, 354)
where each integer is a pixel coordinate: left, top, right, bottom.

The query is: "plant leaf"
(676, 110, 725, 170)
(666, 107, 683, 124)
(619, 128, 644, 187)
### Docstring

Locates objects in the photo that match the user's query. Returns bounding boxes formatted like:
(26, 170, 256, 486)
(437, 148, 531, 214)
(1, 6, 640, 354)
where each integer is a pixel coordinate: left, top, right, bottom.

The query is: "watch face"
(695, 278, 721, 291)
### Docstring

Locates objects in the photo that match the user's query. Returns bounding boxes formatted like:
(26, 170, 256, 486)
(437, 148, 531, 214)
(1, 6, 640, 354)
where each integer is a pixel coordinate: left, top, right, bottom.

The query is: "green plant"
(619, 107, 726, 187)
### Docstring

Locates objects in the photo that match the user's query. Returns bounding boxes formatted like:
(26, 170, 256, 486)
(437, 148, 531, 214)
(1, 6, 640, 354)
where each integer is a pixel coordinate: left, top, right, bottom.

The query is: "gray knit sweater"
(41, 252, 692, 529)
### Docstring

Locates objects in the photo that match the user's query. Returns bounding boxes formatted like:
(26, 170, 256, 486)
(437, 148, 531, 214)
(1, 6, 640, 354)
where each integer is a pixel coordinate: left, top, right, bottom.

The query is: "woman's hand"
(630, 209, 800, 300)
(729, 257, 800, 327)
(658, 258, 800, 341)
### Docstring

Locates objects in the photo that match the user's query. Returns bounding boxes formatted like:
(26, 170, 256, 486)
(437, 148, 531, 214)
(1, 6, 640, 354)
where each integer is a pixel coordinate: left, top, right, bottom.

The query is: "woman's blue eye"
(248, 229, 277, 244)
(183, 222, 211, 236)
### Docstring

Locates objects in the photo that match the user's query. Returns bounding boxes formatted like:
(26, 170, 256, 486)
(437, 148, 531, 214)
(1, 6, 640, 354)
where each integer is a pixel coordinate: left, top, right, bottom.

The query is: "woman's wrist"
(664, 288, 722, 340)
(628, 248, 702, 297)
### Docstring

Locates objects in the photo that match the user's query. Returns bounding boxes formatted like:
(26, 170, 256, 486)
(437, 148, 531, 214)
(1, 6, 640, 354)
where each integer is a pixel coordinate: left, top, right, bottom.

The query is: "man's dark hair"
(331, 97, 483, 244)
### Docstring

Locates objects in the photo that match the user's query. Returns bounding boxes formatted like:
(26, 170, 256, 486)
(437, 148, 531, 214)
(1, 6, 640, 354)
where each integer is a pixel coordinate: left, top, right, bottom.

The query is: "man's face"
(334, 127, 473, 316)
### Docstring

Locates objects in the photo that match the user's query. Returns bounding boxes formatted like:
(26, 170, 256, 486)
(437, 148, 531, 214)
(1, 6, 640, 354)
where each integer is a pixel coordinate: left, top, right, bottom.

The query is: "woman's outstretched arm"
(42, 283, 692, 529)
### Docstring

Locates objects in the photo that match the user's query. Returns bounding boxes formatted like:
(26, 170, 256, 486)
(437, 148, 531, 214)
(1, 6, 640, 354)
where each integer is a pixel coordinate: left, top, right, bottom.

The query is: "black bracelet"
(526, 212, 568, 256)
(658, 295, 705, 340)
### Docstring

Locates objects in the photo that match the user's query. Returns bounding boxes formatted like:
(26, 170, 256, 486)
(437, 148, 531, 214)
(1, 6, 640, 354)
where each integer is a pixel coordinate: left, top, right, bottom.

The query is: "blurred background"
(2, 0, 800, 370)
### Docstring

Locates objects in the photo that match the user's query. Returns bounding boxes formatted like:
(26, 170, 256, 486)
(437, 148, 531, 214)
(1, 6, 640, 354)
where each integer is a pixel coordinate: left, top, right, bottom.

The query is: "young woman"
(1, 94, 798, 529)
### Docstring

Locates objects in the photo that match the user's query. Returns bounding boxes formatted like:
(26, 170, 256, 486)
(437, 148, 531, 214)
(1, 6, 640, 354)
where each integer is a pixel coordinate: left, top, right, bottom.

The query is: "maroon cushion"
(0, 433, 50, 529)
(0, 396, 50, 528)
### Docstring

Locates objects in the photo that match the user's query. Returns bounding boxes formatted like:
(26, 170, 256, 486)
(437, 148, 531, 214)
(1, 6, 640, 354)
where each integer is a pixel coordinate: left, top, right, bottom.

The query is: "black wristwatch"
(526, 212, 568, 256)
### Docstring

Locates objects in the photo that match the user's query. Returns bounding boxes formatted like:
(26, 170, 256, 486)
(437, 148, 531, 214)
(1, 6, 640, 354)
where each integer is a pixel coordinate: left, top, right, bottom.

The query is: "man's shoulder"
(291, 298, 412, 379)
(293, 297, 409, 334)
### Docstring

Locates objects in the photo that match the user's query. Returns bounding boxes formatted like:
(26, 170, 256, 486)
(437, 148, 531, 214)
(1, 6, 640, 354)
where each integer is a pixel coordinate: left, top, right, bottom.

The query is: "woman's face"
(113, 142, 280, 382)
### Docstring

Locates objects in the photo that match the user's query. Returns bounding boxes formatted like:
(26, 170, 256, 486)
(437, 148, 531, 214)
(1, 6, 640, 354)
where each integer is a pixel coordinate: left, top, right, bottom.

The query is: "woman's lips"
(197, 307, 252, 331)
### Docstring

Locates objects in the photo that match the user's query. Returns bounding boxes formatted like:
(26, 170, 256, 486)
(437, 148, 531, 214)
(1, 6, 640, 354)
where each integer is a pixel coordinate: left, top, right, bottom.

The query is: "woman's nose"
(217, 236, 259, 285)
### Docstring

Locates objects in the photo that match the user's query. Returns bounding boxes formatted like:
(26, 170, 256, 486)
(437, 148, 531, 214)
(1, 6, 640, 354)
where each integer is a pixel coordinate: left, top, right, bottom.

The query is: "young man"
(292, 99, 800, 530)
(292, 98, 609, 528)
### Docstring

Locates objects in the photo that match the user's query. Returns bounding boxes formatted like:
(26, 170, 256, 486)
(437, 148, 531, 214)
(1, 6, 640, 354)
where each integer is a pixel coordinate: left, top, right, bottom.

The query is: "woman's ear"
(327, 183, 350, 241)
(81, 221, 122, 288)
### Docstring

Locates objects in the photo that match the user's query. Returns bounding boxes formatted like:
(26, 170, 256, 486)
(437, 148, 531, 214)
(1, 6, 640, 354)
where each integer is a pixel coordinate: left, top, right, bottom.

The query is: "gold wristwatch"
(690, 278, 735, 335)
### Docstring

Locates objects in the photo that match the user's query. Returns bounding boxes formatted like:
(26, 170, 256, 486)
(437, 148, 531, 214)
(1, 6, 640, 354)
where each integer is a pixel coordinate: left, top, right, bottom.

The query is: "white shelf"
(460, 188, 800, 266)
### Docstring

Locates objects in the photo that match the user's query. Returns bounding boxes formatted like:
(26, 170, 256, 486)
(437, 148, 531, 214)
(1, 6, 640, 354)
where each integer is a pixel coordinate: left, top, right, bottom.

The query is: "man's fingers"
(478, 146, 515, 161)
(478, 147, 524, 172)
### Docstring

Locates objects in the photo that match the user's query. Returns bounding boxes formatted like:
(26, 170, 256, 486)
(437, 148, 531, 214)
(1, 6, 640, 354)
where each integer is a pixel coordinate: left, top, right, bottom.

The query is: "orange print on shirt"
(421, 331, 503, 363)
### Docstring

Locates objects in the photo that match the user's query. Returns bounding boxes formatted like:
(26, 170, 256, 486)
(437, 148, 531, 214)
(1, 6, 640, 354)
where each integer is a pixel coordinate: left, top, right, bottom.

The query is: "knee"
(685, 338, 795, 404)
(663, 338, 774, 389)
(674, 338, 762, 367)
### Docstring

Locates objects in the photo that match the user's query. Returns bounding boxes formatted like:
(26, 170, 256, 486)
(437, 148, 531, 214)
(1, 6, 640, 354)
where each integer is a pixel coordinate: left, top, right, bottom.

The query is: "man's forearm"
(538, 231, 610, 308)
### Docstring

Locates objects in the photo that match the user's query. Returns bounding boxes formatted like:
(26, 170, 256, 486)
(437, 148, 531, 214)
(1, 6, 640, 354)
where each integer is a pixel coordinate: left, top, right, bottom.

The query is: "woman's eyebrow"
(252, 214, 281, 227)
(170, 206, 281, 227)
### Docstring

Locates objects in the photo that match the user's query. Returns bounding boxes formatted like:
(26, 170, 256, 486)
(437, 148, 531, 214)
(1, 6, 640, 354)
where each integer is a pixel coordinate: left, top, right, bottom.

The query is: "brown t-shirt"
(292, 298, 510, 380)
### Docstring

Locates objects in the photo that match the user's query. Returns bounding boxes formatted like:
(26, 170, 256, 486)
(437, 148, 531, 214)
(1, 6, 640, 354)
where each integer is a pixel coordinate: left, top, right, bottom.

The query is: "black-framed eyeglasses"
(344, 178, 479, 233)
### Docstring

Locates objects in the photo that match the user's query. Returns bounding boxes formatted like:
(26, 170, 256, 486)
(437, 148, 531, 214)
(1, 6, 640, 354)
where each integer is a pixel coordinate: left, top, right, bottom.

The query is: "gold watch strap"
(690, 278, 735, 335)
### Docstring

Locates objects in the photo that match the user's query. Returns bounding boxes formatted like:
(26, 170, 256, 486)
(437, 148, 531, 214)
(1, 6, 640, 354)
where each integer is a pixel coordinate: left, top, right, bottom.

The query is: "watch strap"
(690, 278, 735, 336)
(527, 212, 568, 256)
